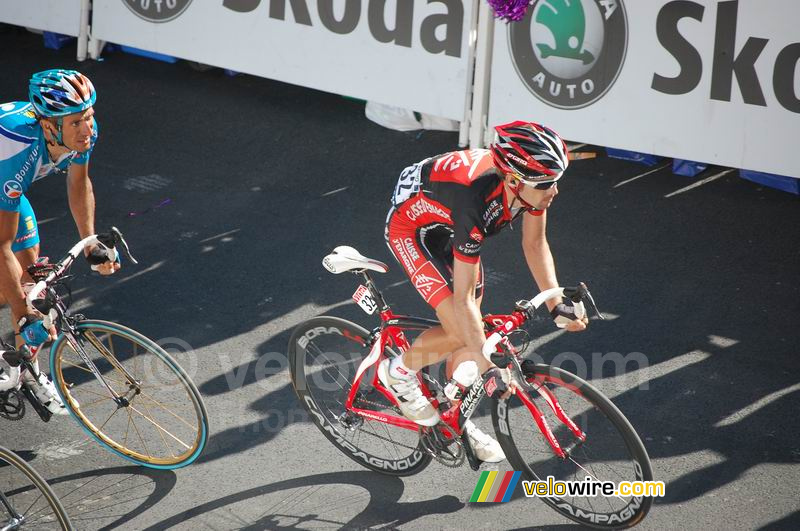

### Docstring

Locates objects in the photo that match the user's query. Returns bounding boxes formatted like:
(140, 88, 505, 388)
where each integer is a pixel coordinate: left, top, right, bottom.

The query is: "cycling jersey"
(385, 148, 541, 308)
(0, 101, 98, 251)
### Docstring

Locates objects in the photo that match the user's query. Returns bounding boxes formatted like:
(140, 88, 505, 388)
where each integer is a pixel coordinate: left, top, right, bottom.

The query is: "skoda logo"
(123, 0, 193, 23)
(509, 0, 628, 109)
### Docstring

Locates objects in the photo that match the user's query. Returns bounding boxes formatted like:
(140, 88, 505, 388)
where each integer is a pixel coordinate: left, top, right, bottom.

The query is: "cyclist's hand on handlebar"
(551, 302, 588, 332)
(85, 244, 121, 276)
(483, 367, 520, 400)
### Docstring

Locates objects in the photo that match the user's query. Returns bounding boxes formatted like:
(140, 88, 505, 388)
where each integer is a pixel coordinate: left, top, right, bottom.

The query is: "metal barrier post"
(468, 1, 495, 148)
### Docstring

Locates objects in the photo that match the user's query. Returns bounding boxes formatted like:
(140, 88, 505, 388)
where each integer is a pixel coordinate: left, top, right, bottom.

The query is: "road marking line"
(321, 186, 349, 197)
(664, 169, 735, 198)
(613, 162, 671, 188)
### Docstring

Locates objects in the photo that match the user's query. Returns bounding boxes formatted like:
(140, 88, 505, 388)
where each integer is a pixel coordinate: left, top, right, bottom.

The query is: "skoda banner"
(488, 0, 800, 178)
(92, 0, 474, 121)
(1, 0, 84, 36)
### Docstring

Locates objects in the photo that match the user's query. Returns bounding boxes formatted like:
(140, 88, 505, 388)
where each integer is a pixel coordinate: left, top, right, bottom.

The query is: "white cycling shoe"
(23, 371, 69, 416)
(464, 420, 506, 463)
(378, 359, 440, 427)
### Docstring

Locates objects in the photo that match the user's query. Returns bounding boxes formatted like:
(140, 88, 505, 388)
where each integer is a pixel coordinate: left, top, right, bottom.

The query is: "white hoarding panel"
(488, 0, 800, 177)
(93, 1, 474, 120)
(0, 0, 83, 37)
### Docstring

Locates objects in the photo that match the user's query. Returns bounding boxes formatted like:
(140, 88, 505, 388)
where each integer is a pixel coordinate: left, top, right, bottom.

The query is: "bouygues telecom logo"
(509, 0, 628, 109)
(123, 0, 193, 23)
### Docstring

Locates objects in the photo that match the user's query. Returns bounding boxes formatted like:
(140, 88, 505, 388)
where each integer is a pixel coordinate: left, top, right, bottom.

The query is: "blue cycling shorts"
(12, 195, 39, 253)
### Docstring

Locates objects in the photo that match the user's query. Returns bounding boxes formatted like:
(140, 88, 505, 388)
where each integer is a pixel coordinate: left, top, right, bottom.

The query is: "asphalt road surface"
(1, 26, 799, 530)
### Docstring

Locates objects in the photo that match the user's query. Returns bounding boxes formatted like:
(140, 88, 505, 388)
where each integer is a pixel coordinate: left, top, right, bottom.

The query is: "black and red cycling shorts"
(385, 205, 484, 309)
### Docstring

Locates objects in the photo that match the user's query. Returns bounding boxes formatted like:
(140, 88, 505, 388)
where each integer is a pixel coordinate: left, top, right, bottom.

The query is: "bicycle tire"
(49, 320, 209, 469)
(289, 316, 431, 477)
(0, 446, 72, 530)
(492, 364, 653, 529)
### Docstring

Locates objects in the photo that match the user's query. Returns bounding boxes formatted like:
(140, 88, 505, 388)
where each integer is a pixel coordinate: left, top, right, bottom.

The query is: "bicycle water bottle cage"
(322, 246, 389, 274)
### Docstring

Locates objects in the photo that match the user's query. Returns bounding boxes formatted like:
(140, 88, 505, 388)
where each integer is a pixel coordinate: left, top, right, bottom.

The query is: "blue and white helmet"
(28, 69, 96, 118)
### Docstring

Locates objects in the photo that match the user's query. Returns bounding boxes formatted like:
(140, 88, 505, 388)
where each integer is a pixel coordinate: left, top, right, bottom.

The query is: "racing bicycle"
(0, 445, 72, 530)
(289, 246, 653, 529)
(0, 228, 209, 469)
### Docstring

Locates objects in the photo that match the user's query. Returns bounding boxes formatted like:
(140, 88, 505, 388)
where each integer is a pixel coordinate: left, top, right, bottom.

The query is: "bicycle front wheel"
(492, 364, 653, 529)
(289, 316, 431, 476)
(49, 320, 209, 469)
(0, 446, 72, 530)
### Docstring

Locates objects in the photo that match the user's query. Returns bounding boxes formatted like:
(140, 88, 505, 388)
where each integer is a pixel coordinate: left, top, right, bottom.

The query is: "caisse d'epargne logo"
(509, 0, 628, 109)
(123, 0, 193, 23)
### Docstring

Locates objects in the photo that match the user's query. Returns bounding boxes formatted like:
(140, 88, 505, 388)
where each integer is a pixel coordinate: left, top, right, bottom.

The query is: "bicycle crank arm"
(19, 385, 51, 423)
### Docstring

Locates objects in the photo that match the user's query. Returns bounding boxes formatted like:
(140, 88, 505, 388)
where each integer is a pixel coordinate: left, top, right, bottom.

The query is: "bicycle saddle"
(322, 246, 389, 274)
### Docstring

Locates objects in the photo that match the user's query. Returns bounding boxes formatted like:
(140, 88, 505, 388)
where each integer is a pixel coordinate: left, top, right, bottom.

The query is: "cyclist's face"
(60, 107, 95, 152)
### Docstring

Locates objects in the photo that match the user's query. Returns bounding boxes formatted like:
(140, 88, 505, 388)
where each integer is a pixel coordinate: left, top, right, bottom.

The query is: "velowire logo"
(123, 0, 194, 23)
(509, 0, 628, 109)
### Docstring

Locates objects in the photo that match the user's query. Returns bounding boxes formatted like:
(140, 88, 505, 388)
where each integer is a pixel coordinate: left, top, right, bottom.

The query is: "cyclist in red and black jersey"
(380, 121, 588, 462)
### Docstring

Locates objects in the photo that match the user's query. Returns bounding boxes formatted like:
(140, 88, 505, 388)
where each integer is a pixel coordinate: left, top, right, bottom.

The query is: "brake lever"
(578, 282, 605, 320)
(110, 227, 139, 265)
(508, 356, 537, 394)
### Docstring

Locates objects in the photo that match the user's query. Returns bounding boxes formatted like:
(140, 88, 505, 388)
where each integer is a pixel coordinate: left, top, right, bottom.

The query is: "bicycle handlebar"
(481, 283, 603, 360)
(25, 227, 137, 307)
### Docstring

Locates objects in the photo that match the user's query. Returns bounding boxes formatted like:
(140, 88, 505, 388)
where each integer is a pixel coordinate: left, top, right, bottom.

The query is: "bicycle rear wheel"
(289, 316, 431, 476)
(49, 320, 209, 469)
(492, 364, 653, 529)
(0, 446, 72, 530)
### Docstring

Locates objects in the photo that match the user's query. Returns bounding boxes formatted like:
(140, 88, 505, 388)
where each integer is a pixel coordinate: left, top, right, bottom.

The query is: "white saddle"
(322, 246, 389, 274)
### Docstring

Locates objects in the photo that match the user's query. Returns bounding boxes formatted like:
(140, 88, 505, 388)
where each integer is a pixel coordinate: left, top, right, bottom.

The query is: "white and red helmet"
(490, 121, 569, 185)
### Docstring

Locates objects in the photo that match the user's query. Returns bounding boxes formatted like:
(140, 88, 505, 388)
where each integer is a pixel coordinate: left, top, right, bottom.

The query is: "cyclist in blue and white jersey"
(0, 70, 119, 414)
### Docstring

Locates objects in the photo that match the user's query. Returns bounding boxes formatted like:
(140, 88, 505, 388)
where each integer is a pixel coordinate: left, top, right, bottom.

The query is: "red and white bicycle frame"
(342, 284, 588, 460)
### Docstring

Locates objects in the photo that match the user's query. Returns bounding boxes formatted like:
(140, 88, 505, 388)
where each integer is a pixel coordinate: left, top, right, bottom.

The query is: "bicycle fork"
(0, 491, 24, 530)
(62, 331, 142, 408)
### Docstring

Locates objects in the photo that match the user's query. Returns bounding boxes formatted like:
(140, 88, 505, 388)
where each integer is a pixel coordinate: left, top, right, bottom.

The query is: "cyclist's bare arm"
(0, 210, 27, 321)
(452, 257, 492, 371)
(521, 211, 560, 312)
(67, 164, 118, 275)
(522, 213, 586, 331)
(66, 162, 96, 239)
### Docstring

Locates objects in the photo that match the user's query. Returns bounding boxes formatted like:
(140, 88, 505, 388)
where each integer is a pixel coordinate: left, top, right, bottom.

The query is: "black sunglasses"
(533, 181, 558, 190)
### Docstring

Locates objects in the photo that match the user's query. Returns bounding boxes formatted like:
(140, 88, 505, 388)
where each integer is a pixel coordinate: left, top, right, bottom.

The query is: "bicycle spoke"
(124, 406, 133, 449)
(60, 358, 94, 374)
(98, 407, 122, 433)
(128, 409, 153, 459)
(77, 395, 117, 409)
(136, 390, 198, 431)
(21, 490, 46, 522)
(138, 398, 178, 459)
(127, 404, 192, 451)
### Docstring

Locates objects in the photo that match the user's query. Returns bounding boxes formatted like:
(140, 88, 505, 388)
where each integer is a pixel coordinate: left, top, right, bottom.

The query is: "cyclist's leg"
(11, 194, 40, 269)
(5, 195, 40, 347)
(385, 212, 483, 372)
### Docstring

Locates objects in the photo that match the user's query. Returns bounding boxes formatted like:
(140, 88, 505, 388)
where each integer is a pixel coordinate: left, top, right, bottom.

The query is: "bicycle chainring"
(420, 422, 465, 468)
(0, 389, 25, 420)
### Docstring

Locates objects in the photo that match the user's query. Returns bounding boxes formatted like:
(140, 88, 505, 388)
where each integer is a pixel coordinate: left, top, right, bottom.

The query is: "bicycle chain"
(0, 389, 25, 420)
